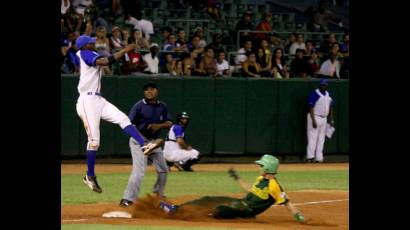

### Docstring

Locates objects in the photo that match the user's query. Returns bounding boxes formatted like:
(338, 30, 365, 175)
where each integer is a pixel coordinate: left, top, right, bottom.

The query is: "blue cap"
(320, 79, 328, 85)
(76, 35, 96, 49)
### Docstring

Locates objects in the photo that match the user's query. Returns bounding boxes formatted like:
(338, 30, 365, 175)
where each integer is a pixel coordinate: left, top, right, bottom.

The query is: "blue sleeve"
(128, 102, 141, 121)
(80, 50, 103, 66)
(67, 49, 80, 67)
(308, 91, 320, 107)
(173, 125, 184, 138)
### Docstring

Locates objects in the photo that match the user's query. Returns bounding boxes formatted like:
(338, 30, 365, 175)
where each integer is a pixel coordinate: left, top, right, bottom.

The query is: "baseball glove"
(228, 168, 240, 180)
(142, 138, 164, 155)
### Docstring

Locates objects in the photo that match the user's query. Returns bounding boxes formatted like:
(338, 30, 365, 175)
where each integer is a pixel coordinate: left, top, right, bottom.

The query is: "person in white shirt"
(306, 79, 334, 163)
(289, 33, 306, 55)
(216, 51, 230, 76)
(318, 53, 340, 78)
(143, 43, 160, 74)
(125, 16, 154, 41)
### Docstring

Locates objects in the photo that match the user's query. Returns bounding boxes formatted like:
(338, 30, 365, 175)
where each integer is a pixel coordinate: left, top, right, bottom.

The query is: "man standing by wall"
(306, 79, 334, 163)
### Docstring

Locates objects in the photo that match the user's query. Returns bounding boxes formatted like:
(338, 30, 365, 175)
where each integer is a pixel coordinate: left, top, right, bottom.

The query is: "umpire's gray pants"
(122, 138, 168, 202)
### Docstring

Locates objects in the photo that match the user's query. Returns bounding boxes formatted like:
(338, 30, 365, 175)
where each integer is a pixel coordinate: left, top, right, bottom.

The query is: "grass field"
(62, 164, 349, 229)
(62, 170, 348, 204)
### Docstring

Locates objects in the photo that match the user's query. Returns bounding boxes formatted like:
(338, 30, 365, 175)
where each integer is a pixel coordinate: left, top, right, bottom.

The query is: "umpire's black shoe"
(83, 175, 102, 193)
(119, 199, 134, 207)
(306, 158, 314, 163)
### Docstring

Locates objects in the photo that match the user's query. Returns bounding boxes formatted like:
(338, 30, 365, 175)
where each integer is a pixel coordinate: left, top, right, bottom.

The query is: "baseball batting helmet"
(176, 112, 190, 123)
(255, 155, 279, 174)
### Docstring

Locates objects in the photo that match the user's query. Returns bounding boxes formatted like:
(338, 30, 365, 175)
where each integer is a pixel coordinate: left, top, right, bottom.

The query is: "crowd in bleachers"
(61, 0, 349, 79)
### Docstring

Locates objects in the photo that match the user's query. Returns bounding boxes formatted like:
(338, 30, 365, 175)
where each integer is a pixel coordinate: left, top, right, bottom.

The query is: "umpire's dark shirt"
(129, 99, 171, 139)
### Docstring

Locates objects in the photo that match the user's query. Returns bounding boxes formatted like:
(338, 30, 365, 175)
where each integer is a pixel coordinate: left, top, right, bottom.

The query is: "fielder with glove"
(158, 154, 305, 223)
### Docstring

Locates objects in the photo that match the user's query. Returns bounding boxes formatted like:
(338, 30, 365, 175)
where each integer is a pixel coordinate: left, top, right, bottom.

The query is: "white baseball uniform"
(76, 50, 132, 150)
(163, 124, 199, 162)
(306, 89, 333, 162)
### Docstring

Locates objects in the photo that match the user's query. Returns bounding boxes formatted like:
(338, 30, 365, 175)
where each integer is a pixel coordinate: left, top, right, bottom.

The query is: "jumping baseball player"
(163, 112, 200, 172)
(306, 79, 334, 163)
(75, 35, 161, 193)
(159, 155, 305, 223)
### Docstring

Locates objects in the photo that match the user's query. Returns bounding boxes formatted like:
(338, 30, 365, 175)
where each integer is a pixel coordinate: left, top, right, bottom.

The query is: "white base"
(102, 211, 132, 218)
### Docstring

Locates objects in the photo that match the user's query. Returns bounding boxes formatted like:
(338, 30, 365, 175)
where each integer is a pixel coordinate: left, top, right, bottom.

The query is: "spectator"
(318, 53, 341, 78)
(307, 50, 321, 77)
(110, 26, 126, 51)
(271, 48, 289, 78)
(306, 0, 343, 32)
(95, 26, 112, 75)
(255, 12, 273, 42)
(289, 33, 306, 55)
(320, 33, 339, 56)
(160, 26, 173, 49)
(216, 51, 230, 77)
(65, 6, 83, 32)
(242, 53, 261, 78)
(269, 32, 284, 52)
(260, 39, 271, 64)
(235, 40, 253, 66)
(128, 29, 150, 50)
(164, 34, 187, 53)
(198, 47, 217, 76)
(61, 0, 71, 31)
(290, 49, 311, 78)
(193, 27, 207, 48)
(163, 53, 177, 75)
(284, 33, 297, 54)
(305, 40, 316, 56)
(72, 0, 93, 17)
(183, 51, 201, 76)
(125, 14, 154, 41)
(175, 60, 184, 76)
(206, 33, 224, 55)
(234, 10, 255, 45)
(142, 43, 160, 74)
(95, 26, 111, 56)
(206, 0, 220, 19)
(176, 28, 188, 47)
(187, 35, 204, 55)
(256, 47, 272, 77)
(339, 33, 349, 56)
(123, 47, 145, 75)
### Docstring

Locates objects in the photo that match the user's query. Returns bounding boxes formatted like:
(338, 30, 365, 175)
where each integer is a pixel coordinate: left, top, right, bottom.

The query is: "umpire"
(120, 82, 172, 207)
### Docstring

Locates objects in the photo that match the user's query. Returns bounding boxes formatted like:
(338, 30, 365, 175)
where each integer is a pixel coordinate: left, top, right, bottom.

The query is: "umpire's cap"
(143, 82, 158, 90)
(76, 35, 96, 49)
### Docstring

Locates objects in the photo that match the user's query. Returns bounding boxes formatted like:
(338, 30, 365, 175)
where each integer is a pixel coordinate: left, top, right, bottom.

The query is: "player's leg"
(149, 148, 168, 198)
(76, 96, 104, 193)
(180, 196, 240, 207)
(100, 99, 145, 145)
(315, 117, 327, 162)
(306, 114, 318, 162)
(213, 202, 254, 219)
(121, 138, 148, 206)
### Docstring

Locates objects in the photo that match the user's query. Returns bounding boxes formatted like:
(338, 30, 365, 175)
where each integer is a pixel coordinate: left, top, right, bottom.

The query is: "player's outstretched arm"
(96, 44, 138, 66)
(284, 201, 305, 224)
(228, 168, 251, 192)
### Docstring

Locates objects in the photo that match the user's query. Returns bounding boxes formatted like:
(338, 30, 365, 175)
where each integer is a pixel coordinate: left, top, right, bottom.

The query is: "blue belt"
(87, 92, 102, 96)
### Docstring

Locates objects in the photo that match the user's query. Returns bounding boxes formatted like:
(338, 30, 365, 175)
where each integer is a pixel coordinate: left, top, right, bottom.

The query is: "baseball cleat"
(142, 138, 164, 155)
(119, 199, 134, 207)
(83, 175, 102, 193)
(159, 201, 177, 214)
